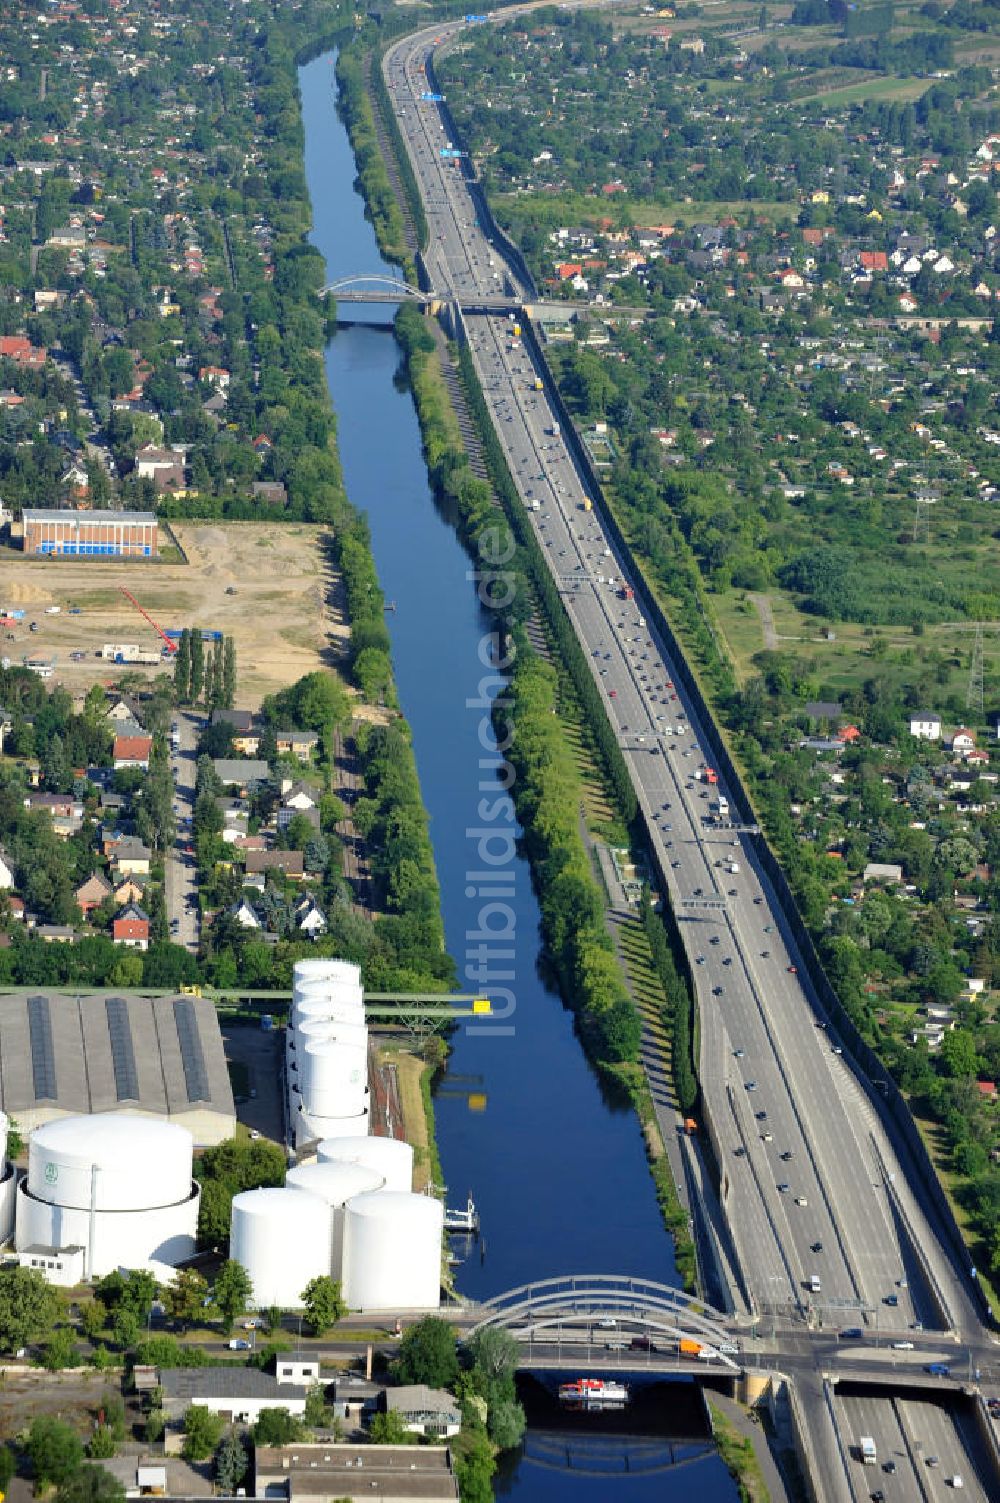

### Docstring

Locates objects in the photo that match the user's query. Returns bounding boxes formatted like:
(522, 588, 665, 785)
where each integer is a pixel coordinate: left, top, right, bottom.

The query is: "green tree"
(86, 1424, 117, 1459)
(174, 629, 191, 702)
(55, 1465, 126, 1503)
(453, 1426, 494, 1503)
(164, 1268, 209, 1329)
(301, 1275, 347, 1336)
(253, 1407, 303, 1445)
(182, 1405, 225, 1461)
(214, 1431, 248, 1492)
(80, 1300, 108, 1342)
(43, 1326, 77, 1371)
(488, 1396, 526, 1450)
(212, 1260, 253, 1333)
(112, 1307, 140, 1352)
(190, 631, 205, 703)
(369, 1409, 415, 1444)
(394, 1317, 459, 1389)
(222, 636, 237, 709)
(0, 1265, 64, 1351)
(27, 1415, 84, 1487)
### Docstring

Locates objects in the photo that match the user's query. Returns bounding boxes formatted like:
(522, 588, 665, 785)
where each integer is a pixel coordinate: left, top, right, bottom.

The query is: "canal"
(300, 51, 741, 1502)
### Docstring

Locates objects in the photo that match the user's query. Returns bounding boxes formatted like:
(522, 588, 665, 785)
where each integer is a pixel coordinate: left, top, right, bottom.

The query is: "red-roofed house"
(113, 733, 152, 770)
(113, 903, 149, 950)
(556, 263, 583, 281)
(976, 1080, 997, 1100)
(837, 724, 861, 744)
(860, 251, 888, 273)
(0, 336, 46, 368)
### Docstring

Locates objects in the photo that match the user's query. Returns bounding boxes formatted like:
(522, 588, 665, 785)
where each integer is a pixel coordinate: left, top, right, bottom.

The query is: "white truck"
(860, 1436, 877, 1466)
(809, 1274, 821, 1294)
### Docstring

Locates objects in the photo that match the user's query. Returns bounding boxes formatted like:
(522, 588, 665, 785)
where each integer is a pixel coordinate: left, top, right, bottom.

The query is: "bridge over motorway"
(319, 273, 651, 322)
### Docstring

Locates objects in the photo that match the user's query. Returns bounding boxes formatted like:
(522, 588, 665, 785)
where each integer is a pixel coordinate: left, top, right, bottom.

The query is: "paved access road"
(382, 16, 982, 1340)
(165, 710, 201, 952)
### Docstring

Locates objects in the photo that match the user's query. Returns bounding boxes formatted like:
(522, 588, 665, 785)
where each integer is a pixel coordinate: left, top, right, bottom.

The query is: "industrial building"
(22, 508, 158, 558)
(0, 992, 236, 1144)
(254, 1444, 459, 1502)
(14, 1114, 200, 1278)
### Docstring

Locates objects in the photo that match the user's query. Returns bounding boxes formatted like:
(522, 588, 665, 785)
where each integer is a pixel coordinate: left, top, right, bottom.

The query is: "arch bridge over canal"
(467, 1274, 742, 1376)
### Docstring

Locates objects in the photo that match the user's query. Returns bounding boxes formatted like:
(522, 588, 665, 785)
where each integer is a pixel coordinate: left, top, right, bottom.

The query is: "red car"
(609, 689, 617, 698)
(788, 965, 797, 974)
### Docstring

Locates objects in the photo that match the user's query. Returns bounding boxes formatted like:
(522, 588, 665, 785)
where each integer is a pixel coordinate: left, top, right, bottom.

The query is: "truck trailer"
(860, 1437, 876, 1466)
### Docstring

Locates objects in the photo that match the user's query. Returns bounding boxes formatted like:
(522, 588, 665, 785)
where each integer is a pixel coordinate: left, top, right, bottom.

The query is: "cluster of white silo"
(14, 1115, 199, 1277)
(287, 959, 370, 1145)
(230, 962, 442, 1311)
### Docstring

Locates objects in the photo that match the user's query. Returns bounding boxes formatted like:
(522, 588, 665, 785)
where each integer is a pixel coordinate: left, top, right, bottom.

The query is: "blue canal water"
(299, 51, 739, 1502)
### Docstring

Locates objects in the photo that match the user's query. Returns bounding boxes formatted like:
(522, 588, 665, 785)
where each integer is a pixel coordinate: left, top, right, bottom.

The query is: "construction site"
(0, 522, 350, 706)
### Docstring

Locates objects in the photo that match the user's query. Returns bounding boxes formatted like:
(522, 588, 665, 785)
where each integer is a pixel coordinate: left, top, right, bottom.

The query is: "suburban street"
(165, 709, 201, 952)
(379, 14, 1000, 1499)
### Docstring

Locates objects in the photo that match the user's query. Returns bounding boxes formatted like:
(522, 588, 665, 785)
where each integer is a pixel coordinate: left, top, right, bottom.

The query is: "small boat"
(557, 1377, 629, 1410)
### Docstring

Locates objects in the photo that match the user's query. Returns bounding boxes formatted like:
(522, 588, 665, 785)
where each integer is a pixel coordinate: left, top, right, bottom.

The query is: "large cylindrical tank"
(15, 1178, 199, 1276)
(342, 1191, 442, 1311)
(294, 992, 365, 1030)
(303, 1039, 368, 1120)
(318, 1135, 414, 1194)
(286, 1160, 385, 1278)
(297, 1107, 370, 1146)
(297, 1018, 368, 1052)
(27, 1116, 192, 1211)
(230, 1187, 331, 1309)
(0, 1110, 8, 1167)
(292, 958, 360, 994)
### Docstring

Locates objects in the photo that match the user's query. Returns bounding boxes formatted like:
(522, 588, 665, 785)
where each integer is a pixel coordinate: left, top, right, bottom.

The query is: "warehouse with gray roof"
(0, 992, 235, 1144)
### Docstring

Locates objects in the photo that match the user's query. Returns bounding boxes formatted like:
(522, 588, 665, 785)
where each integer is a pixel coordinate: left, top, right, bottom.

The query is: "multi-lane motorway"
(379, 13, 997, 1498)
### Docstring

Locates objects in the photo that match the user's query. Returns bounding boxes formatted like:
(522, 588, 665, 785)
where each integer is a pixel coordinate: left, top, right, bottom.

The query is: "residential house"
(909, 712, 941, 741)
(275, 729, 319, 762)
(863, 863, 903, 884)
(384, 1385, 462, 1440)
(295, 896, 327, 938)
(113, 904, 149, 950)
(75, 871, 112, 915)
(244, 849, 304, 880)
(109, 838, 151, 878)
(105, 697, 145, 728)
(948, 727, 977, 759)
(213, 759, 270, 792)
(114, 876, 146, 907)
(23, 792, 82, 820)
(211, 709, 261, 755)
(113, 733, 153, 770)
(230, 898, 261, 929)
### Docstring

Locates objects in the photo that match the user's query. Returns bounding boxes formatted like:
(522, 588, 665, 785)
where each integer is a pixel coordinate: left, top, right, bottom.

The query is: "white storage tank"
(230, 1186, 331, 1309)
(303, 1039, 368, 1120)
(16, 1114, 198, 1276)
(286, 1160, 385, 1278)
(297, 1106, 370, 1147)
(297, 1018, 368, 1052)
(294, 993, 364, 1030)
(342, 1191, 442, 1311)
(318, 1135, 414, 1194)
(292, 958, 359, 993)
(27, 1116, 192, 1211)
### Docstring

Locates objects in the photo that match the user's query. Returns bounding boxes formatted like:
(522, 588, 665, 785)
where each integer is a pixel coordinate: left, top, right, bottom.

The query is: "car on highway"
(891, 1341, 914, 1350)
(839, 1328, 863, 1339)
(713, 986, 724, 996)
(777, 1183, 789, 1193)
(882, 1461, 896, 1474)
(745, 1081, 757, 1091)
(870, 1490, 884, 1502)
(810, 1241, 823, 1253)
(925, 1363, 950, 1376)
(794, 1196, 808, 1207)
(780, 1150, 793, 1161)
(734, 1048, 745, 1058)
(787, 964, 798, 974)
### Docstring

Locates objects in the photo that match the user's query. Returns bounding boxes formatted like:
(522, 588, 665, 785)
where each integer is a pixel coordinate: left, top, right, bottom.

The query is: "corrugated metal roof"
(0, 992, 234, 1137)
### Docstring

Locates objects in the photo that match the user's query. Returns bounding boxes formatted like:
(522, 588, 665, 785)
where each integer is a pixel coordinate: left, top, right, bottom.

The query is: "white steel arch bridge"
(466, 1274, 741, 1373)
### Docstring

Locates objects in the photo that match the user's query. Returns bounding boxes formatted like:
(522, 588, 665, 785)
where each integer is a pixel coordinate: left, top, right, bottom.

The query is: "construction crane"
(119, 586, 178, 654)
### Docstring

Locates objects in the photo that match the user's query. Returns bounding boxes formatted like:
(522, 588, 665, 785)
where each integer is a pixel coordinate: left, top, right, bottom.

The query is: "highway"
(377, 12, 996, 1497)
(837, 1388, 994, 1503)
(382, 14, 983, 1339)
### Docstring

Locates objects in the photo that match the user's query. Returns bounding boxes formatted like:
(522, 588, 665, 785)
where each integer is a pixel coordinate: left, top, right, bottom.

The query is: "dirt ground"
(0, 522, 350, 708)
